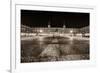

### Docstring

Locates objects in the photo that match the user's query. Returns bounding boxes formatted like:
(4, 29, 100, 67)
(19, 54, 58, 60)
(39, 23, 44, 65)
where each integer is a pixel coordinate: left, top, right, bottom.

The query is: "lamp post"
(70, 29, 73, 40)
(63, 18, 66, 34)
(48, 16, 51, 34)
(70, 30, 73, 34)
(48, 24, 51, 28)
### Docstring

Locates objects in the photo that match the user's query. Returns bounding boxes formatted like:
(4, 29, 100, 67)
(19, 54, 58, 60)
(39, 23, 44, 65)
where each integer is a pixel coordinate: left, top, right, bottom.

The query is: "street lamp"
(40, 29, 43, 33)
(70, 30, 73, 33)
(48, 24, 51, 28)
(70, 30, 73, 40)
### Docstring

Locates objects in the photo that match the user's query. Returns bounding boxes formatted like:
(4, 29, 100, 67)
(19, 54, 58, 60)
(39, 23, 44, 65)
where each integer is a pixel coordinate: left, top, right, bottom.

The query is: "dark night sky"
(21, 10, 89, 28)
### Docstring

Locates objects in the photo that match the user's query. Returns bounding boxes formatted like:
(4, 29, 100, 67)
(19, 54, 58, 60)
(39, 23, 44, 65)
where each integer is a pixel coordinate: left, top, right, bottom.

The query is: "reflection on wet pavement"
(21, 36, 89, 63)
